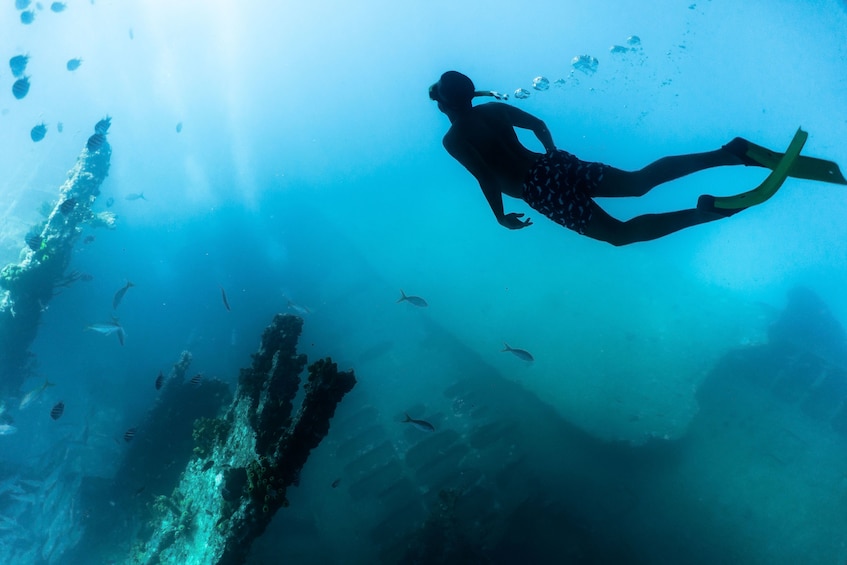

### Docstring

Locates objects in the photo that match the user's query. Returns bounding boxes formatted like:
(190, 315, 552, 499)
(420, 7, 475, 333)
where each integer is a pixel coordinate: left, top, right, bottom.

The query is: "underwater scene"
(2, 0, 847, 563)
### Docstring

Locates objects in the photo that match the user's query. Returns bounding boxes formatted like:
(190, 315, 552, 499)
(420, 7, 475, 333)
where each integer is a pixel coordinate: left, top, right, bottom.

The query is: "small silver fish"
(0, 424, 18, 436)
(86, 322, 122, 334)
(403, 413, 435, 432)
(87, 320, 125, 345)
(397, 290, 428, 308)
(287, 300, 311, 316)
(502, 342, 534, 362)
(125, 193, 146, 201)
(113, 281, 134, 310)
(19, 380, 55, 410)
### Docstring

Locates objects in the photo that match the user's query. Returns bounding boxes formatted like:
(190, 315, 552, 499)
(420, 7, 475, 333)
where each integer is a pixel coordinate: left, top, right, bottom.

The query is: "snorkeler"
(429, 71, 845, 246)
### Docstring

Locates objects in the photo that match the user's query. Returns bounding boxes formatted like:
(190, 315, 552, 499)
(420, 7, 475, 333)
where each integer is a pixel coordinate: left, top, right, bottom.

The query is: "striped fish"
(50, 401, 64, 420)
(12, 77, 30, 99)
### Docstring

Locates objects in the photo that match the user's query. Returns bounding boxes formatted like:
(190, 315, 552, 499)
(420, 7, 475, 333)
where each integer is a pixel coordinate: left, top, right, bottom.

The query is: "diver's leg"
(581, 202, 724, 246)
(595, 149, 741, 198)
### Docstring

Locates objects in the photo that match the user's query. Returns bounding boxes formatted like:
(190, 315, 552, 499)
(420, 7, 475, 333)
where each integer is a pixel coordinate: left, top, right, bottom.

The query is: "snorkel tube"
(474, 89, 509, 101)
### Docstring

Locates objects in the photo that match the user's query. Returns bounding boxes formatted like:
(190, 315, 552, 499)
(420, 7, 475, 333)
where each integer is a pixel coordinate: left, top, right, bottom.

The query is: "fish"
(94, 116, 111, 135)
(331, 478, 341, 488)
(125, 193, 146, 201)
(20, 10, 35, 24)
(287, 300, 311, 316)
(30, 123, 47, 142)
(175, 122, 183, 133)
(66, 58, 82, 71)
(189, 373, 203, 386)
(502, 342, 534, 362)
(83, 235, 95, 244)
(12, 77, 30, 100)
(50, 2, 67, 12)
(402, 413, 435, 432)
(112, 281, 134, 310)
(128, 28, 134, 40)
(86, 321, 123, 335)
(397, 289, 428, 308)
(155, 370, 164, 390)
(59, 198, 76, 215)
(201, 460, 214, 472)
(80, 273, 94, 282)
(220, 287, 231, 311)
(9, 54, 28, 77)
(87, 320, 125, 345)
(0, 424, 18, 436)
(105, 197, 115, 207)
(25, 234, 43, 251)
(57, 122, 64, 133)
(15, 0, 31, 9)
(50, 402, 65, 420)
(87, 133, 106, 152)
(123, 428, 136, 442)
(19, 380, 55, 410)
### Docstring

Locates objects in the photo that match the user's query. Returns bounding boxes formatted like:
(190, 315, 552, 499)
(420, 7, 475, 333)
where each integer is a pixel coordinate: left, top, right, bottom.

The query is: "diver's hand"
(501, 213, 532, 230)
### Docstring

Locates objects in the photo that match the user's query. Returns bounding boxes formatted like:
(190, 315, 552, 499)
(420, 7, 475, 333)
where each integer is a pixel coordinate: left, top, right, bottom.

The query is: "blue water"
(2, 1, 847, 563)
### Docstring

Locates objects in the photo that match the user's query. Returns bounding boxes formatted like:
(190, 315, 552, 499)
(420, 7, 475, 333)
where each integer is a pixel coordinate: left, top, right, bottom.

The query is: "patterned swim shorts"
(522, 149, 609, 234)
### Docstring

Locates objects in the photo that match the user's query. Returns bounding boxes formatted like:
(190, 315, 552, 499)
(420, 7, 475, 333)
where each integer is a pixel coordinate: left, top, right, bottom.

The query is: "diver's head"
(429, 71, 509, 116)
(429, 71, 475, 113)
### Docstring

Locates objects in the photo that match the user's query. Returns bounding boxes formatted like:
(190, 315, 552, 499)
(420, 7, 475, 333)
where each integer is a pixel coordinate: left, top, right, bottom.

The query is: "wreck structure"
(0, 119, 114, 396)
(105, 314, 357, 564)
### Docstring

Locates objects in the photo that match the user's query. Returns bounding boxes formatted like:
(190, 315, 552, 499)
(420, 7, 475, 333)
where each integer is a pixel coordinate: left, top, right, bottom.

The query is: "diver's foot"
(697, 194, 745, 217)
(722, 137, 759, 167)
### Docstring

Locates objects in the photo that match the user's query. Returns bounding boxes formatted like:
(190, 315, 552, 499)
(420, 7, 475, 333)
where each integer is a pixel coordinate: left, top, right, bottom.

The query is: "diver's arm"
(443, 135, 532, 230)
(481, 183, 532, 229)
(503, 105, 556, 153)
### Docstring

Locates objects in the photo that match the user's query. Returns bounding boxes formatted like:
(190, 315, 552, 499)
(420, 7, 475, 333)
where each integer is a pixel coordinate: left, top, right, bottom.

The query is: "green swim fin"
(724, 135, 846, 185)
(701, 127, 807, 213)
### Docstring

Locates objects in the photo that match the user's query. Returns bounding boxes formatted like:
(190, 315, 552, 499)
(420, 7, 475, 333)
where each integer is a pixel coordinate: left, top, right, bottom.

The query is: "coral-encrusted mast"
(0, 119, 113, 396)
(134, 314, 356, 565)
